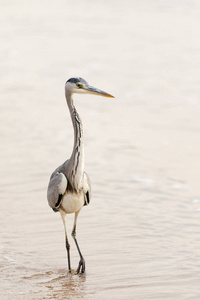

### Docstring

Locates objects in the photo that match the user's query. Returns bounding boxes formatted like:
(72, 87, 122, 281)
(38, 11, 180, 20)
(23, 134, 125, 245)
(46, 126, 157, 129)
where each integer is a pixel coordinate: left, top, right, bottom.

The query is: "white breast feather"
(62, 192, 84, 214)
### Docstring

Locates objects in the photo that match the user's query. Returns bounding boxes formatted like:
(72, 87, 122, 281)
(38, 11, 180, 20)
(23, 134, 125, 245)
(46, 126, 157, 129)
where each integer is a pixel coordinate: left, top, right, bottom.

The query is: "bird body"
(61, 191, 85, 214)
(47, 77, 114, 274)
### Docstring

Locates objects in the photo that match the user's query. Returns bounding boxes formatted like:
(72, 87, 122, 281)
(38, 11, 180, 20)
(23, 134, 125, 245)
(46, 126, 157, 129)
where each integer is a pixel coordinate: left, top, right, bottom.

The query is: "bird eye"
(76, 83, 82, 88)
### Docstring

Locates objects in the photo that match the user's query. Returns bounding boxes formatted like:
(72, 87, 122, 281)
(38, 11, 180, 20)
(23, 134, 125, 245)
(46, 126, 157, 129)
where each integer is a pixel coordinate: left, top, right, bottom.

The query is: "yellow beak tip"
(105, 94, 115, 98)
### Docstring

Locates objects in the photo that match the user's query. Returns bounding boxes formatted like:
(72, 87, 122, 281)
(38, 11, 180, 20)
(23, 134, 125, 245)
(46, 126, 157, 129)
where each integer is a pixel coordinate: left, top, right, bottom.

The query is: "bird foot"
(76, 258, 85, 274)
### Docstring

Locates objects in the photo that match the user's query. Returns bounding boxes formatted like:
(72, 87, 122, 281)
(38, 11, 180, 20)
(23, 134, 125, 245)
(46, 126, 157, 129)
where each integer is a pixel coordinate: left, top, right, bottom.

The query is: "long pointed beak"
(84, 85, 114, 98)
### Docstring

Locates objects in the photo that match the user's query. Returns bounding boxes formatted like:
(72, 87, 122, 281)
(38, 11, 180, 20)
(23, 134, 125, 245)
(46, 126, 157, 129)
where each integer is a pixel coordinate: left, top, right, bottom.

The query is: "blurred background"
(1, 1, 200, 299)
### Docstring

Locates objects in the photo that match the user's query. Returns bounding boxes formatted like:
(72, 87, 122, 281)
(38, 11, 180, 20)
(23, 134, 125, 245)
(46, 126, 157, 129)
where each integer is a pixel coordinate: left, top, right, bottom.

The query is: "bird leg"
(65, 237, 71, 273)
(60, 210, 71, 273)
(72, 211, 85, 274)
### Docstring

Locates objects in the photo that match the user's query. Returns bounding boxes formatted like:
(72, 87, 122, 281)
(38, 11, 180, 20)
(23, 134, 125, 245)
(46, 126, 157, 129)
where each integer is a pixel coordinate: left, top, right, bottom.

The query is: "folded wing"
(47, 172, 68, 210)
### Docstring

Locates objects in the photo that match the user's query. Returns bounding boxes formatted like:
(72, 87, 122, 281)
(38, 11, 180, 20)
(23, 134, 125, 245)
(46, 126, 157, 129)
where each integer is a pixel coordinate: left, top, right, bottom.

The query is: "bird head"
(65, 77, 114, 98)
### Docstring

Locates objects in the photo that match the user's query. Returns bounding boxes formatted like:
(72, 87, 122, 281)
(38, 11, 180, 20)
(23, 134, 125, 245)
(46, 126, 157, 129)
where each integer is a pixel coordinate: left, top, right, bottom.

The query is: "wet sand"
(1, 1, 200, 299)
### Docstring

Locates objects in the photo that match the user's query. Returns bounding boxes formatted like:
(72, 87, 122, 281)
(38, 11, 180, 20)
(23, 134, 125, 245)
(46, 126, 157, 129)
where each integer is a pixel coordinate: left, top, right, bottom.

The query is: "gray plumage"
(47, 77, 114, 274)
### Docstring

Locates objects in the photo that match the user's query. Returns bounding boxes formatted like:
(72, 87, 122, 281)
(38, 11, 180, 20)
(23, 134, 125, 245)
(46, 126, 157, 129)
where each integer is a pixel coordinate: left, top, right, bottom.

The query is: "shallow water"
(1, 1, 200, 299)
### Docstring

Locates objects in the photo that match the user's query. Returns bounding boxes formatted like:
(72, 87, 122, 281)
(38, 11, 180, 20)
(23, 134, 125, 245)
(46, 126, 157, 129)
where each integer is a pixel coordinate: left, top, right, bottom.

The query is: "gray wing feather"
(47, 172, 67, 209)
(47, 159, 91, 208)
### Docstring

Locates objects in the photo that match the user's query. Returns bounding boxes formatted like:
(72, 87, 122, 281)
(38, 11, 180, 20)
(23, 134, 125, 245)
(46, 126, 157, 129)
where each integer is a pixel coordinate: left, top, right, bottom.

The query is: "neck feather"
(66, 92, 84, 191)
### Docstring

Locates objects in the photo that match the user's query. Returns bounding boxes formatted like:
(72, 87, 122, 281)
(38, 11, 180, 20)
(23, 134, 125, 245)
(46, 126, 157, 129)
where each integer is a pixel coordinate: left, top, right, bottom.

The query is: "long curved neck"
(66, 91, 84, 191)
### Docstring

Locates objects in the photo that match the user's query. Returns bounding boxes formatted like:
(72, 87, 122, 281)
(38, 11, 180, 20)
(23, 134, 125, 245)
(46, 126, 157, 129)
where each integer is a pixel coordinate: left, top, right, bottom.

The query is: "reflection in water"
(1, 0, 200, 299)
(22, 269, 86, 299)
(42, 270, 86, 299)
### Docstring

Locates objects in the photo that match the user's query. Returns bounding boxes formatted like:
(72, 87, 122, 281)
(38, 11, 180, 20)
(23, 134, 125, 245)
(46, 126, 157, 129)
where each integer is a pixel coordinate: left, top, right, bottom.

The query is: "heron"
(47, 77, 114, 274)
